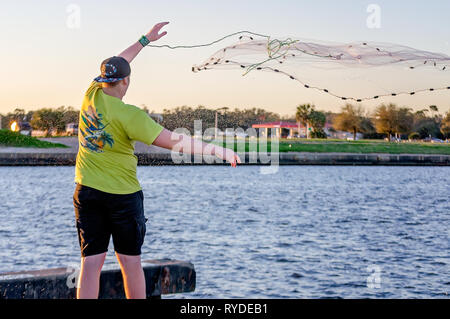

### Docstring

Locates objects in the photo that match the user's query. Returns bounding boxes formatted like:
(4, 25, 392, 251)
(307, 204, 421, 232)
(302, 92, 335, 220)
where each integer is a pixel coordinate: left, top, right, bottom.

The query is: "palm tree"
(98, 130, 114, 148)
(296, 104, 314, 139)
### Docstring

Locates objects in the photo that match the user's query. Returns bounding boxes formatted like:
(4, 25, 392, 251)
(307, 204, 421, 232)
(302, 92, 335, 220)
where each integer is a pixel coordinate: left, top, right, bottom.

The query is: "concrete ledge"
(0, 152, 77, 166)
(277, 152, 450, 166)
(0, 152, 449, 166)
(0, 259, 195, 299)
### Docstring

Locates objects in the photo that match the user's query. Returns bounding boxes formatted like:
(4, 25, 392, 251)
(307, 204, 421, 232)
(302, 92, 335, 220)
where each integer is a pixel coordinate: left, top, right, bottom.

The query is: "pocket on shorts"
(136, 214, 147, 247)
(135, 191, 147, 245)
(73, 184, 92, 207)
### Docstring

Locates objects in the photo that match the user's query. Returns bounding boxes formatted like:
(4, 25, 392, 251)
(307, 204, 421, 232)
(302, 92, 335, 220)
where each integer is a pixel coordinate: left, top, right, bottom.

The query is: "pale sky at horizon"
(1, 0, 449, 117)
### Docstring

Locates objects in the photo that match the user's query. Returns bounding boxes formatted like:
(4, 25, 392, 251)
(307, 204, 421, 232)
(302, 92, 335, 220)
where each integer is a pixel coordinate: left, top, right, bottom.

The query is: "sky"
(0, 0, 449, 116)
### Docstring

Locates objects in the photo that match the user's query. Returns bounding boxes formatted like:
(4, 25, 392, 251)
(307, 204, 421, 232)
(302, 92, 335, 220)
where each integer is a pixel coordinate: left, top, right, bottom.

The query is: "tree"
(413, 108, 442, 139)
(12, 108, 26, 122)
(414, 109, 429, 118)
(373, 104, 414, 141)
(360, 117, 376, 137)
(441, 112, 450, 138)
(429, 105, 439, 118)
(61, 106, 79, 126)
(25, 110, 34, 122)
(29, 106, 79, 136)
(308, 110, 327, 138)
(395, 107, 414, 138)
(160, 105, 280, 134)
(373, 104, 398, 141)
(296, 104, 314, 138)
(31, 108, 57, 135)
(6, 108, 27, 129)
(333, 104, 364, 140)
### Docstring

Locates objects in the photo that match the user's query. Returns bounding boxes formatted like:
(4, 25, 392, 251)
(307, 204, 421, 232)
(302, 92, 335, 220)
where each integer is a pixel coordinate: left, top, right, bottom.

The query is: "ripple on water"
(0, 166, 449, 298)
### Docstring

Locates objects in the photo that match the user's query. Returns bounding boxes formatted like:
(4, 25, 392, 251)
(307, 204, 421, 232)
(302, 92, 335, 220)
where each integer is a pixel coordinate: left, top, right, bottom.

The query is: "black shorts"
(73, 183, 147, 257)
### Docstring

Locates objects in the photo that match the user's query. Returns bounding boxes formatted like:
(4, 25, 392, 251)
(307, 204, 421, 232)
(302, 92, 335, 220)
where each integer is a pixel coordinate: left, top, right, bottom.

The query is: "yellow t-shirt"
(75, 81, 164, 194)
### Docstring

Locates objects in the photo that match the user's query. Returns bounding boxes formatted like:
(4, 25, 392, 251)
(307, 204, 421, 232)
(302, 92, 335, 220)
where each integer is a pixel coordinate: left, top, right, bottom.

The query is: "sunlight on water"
(0, 166, 448, 298)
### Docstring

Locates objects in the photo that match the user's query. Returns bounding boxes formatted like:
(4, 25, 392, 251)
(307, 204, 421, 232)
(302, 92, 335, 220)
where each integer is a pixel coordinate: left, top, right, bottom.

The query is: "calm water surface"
(0, 166, 448, 298)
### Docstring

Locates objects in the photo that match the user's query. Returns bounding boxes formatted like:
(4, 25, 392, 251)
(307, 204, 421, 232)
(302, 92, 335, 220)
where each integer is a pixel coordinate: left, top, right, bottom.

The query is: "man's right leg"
(109, 190, 147, 299)
(77, 252, 107, 299)
(73, 184, 111, 299)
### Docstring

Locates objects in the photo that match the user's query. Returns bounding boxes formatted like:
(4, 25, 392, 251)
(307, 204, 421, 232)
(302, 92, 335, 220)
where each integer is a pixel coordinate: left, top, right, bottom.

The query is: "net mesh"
(188, 33, 450, 102)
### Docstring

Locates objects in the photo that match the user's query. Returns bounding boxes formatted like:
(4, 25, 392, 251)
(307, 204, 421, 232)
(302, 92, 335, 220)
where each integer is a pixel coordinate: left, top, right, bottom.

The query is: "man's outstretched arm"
(118, 22, 169, 64)
(153, 129, 242, 167)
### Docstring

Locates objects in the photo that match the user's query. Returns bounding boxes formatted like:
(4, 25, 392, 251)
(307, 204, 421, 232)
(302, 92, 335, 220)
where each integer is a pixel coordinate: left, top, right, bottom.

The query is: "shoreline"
(0, 151, 449, 166)
(1, 137, 449, 166)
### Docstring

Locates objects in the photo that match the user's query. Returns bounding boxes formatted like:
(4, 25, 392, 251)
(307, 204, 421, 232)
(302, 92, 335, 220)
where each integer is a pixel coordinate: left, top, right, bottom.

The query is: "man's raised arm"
(118, 22, 169, 64)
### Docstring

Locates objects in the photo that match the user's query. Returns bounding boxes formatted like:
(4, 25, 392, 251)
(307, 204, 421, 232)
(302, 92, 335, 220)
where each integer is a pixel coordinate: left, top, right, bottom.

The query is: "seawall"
(0, 152, 449, 166)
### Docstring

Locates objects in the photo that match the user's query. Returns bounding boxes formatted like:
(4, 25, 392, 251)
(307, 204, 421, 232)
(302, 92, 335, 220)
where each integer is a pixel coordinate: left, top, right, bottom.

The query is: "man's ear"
(123, 76, 130, 86)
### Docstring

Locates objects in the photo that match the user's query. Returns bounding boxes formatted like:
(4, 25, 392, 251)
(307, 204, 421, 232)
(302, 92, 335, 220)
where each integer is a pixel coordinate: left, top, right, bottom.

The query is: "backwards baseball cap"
(94, 56, 131, 83)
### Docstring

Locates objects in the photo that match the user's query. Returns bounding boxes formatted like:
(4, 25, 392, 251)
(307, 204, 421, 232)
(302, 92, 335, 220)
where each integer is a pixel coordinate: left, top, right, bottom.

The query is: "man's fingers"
(155, 22, 170, 30)
(230, 154, 240, 167)
(149, 22, 169, 36)
(156, 31, 167, 40)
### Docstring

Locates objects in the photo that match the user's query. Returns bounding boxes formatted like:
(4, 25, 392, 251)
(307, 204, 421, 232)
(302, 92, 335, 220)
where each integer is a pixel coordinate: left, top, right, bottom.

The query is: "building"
(252, 121, 334, 138)
(65, 123, 79, 136)
(327, 130, 363, 140)
(252, 122, 302, 138)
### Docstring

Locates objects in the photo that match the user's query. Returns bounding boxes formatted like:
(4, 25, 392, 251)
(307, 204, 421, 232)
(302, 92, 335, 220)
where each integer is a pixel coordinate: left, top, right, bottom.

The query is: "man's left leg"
(115, 252, 146, 299)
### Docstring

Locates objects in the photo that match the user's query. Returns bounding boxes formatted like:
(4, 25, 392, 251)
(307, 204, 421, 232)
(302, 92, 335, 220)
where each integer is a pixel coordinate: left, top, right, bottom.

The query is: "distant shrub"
(408, 132, 420, 140)
(311, 129, 327, 139)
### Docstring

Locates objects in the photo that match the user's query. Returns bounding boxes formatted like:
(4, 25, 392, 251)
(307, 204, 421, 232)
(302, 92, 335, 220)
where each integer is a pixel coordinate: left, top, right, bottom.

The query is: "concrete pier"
(0, 259, 195, 299)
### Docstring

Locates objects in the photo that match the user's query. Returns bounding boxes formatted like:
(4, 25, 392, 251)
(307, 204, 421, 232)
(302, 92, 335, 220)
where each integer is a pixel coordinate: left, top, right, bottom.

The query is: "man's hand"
(216, 147, 242, 168)
(118, 22, 169, 64)
(146, 22, 169, 42)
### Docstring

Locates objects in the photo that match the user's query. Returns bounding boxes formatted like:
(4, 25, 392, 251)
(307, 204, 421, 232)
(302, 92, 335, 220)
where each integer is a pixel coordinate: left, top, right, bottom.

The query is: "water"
(0, 166, 448, 298)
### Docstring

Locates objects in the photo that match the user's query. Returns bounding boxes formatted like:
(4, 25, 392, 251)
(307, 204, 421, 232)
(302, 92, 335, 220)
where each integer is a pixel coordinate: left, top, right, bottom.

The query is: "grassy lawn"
(214, 138, 450, 155)
(0, 130, 68, 148)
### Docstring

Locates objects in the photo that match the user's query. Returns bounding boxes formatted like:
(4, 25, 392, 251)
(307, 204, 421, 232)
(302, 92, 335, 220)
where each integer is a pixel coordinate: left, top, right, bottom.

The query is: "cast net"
(150, 31, 450, 102)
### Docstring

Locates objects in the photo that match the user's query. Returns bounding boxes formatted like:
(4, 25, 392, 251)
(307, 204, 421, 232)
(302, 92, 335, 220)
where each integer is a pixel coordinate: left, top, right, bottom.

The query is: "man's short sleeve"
(85, 81, 101, 97)
(125, 109, 164, 145)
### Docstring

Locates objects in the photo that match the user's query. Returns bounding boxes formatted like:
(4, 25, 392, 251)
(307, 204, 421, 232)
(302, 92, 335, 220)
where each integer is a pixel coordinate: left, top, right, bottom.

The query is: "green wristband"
(139, 35, 150, 47)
